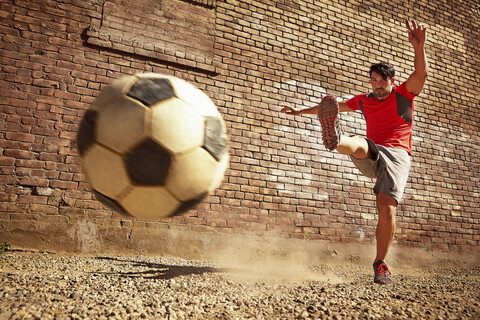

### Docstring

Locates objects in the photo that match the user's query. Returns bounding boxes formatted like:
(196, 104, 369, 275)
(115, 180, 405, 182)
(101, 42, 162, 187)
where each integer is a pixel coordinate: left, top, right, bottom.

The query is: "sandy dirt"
(0, 250, 479, 319)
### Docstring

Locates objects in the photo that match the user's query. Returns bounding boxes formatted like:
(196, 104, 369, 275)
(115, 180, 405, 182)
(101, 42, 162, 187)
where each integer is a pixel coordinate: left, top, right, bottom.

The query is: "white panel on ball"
(169, 77, 221, 118)
(150, 97, 204, 154)
(82, 143, 130, 199)
(166, 148, 218, 202)
(96, 96, 150, 155)
(120, 186, 180, 219)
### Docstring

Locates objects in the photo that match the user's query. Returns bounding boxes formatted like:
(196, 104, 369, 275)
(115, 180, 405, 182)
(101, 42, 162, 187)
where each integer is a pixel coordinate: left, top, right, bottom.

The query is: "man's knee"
(376, 192, 397, 217)
(350, 136, 371, 159)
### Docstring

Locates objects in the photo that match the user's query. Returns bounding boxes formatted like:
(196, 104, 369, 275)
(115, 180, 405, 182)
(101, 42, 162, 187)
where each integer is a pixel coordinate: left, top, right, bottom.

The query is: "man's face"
(370, 71, 395, 100)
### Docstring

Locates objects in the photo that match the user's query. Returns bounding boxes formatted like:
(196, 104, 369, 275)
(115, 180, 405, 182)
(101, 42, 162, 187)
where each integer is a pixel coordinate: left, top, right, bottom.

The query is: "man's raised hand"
(406, 19, 427, 49)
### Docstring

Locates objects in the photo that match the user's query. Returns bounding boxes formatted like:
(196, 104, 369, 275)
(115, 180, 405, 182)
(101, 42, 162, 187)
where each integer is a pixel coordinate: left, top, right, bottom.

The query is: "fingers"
(405, 19, 417, 32)
(406, 19, 427, 32)
(281, 106, 300, 115)
(405, 19, 411, 31)
(406, 20, 418, 32)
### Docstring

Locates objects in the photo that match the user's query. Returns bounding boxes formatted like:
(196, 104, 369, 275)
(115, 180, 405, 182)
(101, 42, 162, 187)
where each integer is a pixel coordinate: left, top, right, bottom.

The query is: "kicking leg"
(317, 95, 371, 159)
(336, 135, 371, 159)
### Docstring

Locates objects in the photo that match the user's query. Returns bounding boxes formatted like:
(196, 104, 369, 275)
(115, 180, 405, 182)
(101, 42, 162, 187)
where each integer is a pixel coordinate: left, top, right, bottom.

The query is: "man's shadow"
(94, 256, 229, 280)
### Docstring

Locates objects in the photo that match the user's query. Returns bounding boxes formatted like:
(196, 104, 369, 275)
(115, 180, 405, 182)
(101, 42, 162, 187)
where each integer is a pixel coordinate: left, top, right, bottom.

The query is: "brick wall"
(0, 0, 479, 255)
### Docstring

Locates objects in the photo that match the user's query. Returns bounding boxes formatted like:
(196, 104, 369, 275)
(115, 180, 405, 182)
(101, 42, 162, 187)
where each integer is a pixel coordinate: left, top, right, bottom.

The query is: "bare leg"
(375, 192, 397, 262)
(336, 135, 371, 159)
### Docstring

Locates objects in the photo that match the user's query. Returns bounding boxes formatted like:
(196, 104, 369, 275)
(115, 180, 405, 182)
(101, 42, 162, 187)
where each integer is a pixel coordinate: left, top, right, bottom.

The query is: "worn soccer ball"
(77, 73, 228, 220)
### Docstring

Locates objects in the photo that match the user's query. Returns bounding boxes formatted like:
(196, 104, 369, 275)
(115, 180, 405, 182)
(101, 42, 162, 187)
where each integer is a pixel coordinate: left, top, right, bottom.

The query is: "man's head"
(370, 62, 395, 100)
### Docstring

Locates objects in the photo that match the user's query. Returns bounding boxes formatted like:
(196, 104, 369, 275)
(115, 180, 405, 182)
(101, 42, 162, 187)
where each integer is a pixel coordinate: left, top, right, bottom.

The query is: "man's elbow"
(418, 66, 429, 80)
(422, 68, 429, 79)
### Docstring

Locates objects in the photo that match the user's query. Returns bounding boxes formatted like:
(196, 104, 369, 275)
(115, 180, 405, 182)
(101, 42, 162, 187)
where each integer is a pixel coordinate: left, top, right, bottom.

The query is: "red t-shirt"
(346, 81, 416, 154)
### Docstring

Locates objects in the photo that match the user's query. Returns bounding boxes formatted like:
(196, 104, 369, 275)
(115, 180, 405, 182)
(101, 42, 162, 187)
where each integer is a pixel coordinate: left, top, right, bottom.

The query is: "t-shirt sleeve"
(396, 81, 417, 99)
(346, 95, 363, 111)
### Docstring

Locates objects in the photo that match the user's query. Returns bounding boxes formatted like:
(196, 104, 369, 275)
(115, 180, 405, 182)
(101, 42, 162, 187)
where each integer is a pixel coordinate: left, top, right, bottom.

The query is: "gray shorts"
(350, 139, 411, 204)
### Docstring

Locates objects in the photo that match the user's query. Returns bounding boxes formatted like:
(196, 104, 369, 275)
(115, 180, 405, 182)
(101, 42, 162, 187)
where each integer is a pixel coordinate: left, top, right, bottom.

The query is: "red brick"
(4, 149, 34, 159)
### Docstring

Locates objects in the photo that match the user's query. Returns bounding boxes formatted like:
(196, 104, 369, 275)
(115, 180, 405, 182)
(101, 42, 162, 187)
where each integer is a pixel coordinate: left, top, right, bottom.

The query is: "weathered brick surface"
(0, 0, 479, 255)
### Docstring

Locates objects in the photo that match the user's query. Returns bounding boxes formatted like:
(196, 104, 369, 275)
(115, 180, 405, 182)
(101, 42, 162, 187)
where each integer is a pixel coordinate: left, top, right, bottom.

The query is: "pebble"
(0, 252, 479, 319)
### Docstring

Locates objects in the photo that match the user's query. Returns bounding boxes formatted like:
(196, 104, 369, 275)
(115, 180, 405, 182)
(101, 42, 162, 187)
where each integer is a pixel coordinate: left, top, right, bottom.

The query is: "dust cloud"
(208, 236, 346, 284)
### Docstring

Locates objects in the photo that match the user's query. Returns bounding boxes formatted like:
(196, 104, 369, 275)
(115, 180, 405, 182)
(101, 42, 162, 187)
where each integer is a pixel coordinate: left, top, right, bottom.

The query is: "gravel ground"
(0, 251, 479, 320)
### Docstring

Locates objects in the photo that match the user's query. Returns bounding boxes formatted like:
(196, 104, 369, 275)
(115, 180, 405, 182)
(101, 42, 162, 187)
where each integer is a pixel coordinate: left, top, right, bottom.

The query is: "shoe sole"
(318, 96, 340, 151)
(374, 278, 393, 285)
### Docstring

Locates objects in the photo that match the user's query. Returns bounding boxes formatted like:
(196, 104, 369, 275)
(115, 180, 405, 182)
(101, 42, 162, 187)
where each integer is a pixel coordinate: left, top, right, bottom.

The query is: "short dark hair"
(370, 62, 395, 80)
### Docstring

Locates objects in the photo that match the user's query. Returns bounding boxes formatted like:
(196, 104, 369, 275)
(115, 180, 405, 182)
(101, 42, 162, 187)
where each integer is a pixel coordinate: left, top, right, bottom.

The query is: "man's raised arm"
(405, 19, 428, 95)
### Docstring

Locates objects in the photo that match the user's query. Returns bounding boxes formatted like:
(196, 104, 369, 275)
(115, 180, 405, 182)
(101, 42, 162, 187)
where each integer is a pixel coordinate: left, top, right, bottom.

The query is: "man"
(281, 20, 428, 285)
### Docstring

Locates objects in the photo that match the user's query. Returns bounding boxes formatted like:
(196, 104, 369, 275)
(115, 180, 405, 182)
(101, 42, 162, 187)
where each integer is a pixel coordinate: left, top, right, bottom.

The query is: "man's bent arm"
(338, 101, 350, 112)
(281, 100, 350, 116)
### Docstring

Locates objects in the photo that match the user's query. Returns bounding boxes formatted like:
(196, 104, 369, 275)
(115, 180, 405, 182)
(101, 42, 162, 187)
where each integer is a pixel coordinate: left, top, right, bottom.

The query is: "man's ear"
(391, 78, 395, 85)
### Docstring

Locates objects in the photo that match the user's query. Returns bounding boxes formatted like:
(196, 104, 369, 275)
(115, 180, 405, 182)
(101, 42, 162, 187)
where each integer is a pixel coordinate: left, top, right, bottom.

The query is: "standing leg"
(375, 192, 397, 262)
(373, 192, 397, 285)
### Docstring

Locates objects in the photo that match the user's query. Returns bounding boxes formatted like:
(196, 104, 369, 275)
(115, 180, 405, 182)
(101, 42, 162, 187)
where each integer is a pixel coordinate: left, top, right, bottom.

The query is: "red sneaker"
(373, 260, 393, 285)
(318, 95, 342, 151)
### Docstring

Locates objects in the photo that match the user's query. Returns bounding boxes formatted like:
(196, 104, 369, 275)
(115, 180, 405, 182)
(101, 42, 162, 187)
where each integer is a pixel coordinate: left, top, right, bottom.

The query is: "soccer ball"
(76, 73, 229, 220)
